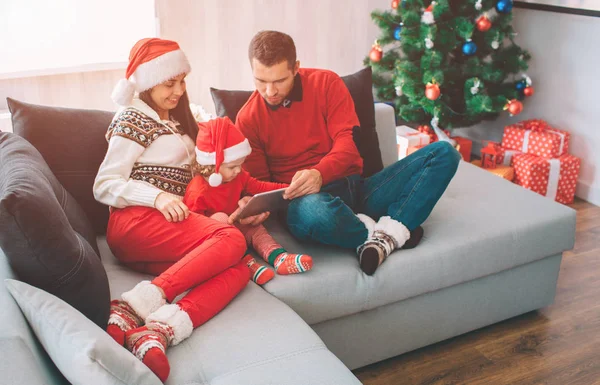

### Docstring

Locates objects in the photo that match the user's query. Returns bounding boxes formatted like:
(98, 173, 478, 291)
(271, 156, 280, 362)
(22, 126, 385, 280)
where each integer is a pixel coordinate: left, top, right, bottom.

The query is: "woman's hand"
(154, 193, 190, 222)
(228, 196, 270, 226)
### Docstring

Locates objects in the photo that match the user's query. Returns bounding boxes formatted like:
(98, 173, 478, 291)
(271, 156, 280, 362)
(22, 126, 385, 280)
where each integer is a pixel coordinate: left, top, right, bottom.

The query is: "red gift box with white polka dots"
(501, 120, 570, 159)
(512, 153, 581, 204)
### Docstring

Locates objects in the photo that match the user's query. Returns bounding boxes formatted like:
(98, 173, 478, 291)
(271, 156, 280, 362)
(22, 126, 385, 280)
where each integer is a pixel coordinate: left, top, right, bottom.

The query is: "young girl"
(94, 38, 249, 383)
(184, 117, 313, 285)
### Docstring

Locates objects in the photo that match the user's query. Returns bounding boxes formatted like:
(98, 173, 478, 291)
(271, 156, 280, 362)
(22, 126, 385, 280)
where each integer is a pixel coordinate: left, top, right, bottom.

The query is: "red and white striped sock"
(243, 224, 313, 275)
(242, 254, 274, 285)
(273, 252, 313, 275)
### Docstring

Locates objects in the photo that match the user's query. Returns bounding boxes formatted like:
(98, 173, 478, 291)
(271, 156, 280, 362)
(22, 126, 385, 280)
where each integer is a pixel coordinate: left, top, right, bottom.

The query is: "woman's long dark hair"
(139, 90, 199, 142)
(171, 91, 199, 141)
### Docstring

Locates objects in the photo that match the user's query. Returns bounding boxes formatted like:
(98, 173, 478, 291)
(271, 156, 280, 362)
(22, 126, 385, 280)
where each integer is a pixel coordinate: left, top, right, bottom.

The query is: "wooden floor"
(353, 198, 600, 385)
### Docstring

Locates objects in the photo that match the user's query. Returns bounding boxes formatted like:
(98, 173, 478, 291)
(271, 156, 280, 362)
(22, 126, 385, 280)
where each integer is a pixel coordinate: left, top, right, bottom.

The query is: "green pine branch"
(366, 0, 533, 131)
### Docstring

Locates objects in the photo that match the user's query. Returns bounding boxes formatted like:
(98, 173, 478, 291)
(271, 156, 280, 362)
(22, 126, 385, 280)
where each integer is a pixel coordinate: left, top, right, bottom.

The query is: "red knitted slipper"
(125, 322, 174, 383)
(107, 300, 144, 346)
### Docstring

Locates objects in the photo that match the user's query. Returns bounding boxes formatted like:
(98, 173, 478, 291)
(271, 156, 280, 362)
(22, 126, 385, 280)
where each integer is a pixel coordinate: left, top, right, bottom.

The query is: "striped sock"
(107, 299, 144, 346)
(245, 225, 313, 274)
(125, 321, 173, 383)
(273, 252, 313, 275)
(242, 254, 274, 285)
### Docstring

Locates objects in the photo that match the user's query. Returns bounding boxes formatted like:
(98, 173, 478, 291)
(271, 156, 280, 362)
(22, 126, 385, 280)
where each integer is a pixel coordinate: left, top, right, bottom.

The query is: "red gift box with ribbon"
(512, 153, 580, 204)
(417, 125, 438, 143)
(501, 119, 570, 159)
(484, 141, 521, 166)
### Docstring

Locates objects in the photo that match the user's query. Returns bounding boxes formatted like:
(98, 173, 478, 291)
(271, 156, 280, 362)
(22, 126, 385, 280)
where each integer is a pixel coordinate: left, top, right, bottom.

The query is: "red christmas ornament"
(425, 82, 440, 100)
(369, 41, 383, 62)
(476, 15, 492, 32)
(392, 0, 399, 9)
(523, 86, 535, 97)
(504, 99, 523, 116)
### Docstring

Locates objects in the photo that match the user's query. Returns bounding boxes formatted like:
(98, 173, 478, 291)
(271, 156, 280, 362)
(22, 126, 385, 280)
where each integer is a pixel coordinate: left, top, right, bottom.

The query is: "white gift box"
(396, 125, 431, 160)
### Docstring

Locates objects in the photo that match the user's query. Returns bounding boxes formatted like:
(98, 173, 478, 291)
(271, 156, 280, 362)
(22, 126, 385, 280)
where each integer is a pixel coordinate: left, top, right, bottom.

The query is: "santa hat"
(111, 38, 191, 106)
(195, 117, 252, 187)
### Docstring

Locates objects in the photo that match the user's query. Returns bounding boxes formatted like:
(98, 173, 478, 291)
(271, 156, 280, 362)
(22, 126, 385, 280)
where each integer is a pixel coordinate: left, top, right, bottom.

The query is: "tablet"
(237, 188, 289, 219)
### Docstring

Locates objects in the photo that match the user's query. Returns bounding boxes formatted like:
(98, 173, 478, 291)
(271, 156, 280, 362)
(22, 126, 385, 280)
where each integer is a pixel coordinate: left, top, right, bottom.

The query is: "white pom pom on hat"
(111, 78, 136, 106)
(208, 173, 223, 187)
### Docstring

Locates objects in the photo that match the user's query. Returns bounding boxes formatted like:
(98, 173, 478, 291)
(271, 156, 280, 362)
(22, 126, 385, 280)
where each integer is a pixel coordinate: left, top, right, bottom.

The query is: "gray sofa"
(0, 103, 576, 384)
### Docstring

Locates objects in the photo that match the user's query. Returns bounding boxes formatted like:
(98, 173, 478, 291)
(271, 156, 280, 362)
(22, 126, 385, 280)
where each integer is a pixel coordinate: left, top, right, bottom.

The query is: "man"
(233, 31, 460, 275)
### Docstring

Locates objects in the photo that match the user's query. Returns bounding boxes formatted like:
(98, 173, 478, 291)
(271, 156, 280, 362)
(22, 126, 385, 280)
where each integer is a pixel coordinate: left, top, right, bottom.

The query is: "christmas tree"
(366, 0, 533, 138)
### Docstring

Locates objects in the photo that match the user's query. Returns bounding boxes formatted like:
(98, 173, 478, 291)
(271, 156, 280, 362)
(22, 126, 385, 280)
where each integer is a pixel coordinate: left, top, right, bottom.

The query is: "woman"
(94, 38, 249, 382)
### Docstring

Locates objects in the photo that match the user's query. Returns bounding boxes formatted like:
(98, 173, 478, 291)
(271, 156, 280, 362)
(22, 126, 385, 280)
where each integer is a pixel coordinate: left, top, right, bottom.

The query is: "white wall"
(456, 8, 600, 205)
(156, 0, 390, 112)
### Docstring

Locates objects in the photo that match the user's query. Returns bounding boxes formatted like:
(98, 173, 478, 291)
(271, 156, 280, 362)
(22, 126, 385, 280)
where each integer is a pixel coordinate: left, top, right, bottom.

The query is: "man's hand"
(228, 196, 270, 226)
(283, 169, 322, 200)
(154, 192, 190, 223)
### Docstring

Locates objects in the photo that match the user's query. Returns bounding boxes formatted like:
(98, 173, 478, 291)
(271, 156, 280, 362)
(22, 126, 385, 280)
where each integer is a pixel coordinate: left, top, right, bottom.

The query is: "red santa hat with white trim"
(111, 38, 191, 106)
(195, 117, 252, 187)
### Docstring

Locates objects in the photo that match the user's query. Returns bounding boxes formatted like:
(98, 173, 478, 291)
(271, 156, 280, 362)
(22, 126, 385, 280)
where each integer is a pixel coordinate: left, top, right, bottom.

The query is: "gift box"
(417, 125, 437, 143)
(502, 119, 570, 159)
(496, 148, 521, 167)
(453, 136, 472, 162)
(512, 153, 581, 204)
(414, 125, 472, 161)
(481, 141, 521, 166)
(471, 160, 514, 181)
(396, 125, 431, 160)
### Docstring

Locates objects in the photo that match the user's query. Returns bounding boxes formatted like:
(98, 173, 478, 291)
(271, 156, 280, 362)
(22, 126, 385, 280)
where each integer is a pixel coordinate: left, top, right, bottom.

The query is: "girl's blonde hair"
(192, 160, 216, 177)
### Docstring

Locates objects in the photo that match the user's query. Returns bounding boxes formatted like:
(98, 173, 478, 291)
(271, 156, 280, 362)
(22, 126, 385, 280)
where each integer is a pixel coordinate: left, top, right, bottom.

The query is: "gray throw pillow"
(5, 279, 162, 385)
(0, 132, 109, 327)
(7, 98, 114, 234)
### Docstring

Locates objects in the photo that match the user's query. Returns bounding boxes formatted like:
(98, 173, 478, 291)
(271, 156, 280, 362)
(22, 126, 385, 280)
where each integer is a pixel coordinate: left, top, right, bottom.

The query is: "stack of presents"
(396, 119, 581, 204)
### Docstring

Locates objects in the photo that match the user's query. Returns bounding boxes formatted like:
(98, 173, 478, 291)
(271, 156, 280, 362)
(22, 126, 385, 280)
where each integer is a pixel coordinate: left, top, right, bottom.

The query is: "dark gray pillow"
(0, 132, 110, 328)
(210, 67, 384, 178)
(209, 88, 253, 124)
(7, 98, 114, 234)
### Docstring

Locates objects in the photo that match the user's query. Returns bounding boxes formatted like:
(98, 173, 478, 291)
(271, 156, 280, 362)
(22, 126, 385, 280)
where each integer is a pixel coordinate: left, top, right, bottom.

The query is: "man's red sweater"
(183, 170, 287, 216)
(236, 68, 363, 185)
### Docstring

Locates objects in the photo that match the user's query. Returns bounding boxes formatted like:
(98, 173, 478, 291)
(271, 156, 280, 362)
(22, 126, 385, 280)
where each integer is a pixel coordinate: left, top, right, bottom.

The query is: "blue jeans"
(286, 141, 461, 249)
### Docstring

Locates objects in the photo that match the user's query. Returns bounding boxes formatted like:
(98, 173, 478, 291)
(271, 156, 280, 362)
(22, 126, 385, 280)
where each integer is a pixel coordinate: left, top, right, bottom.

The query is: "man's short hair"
(248, 31, 296, 69)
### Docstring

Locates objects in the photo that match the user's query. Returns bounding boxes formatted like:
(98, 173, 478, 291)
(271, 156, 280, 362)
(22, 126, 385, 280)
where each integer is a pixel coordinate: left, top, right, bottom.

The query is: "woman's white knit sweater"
(93, 98, 195, 209)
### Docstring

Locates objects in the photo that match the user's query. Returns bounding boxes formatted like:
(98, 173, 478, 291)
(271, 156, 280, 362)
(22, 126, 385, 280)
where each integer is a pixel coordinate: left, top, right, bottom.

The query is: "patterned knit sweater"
(93, 98, 195, 209)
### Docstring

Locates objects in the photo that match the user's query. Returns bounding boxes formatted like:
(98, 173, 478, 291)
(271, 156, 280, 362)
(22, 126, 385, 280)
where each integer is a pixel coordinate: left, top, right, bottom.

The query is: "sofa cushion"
(5, 279, 162, 385)
(261, 161, 576, 325)
(0, 247, 67, 385)
(97, 237, 362, 385)
(210, 67, 384, 177)
(7, 98, 114, 234)
(209, 88, 253, 123)
(0, 132, 110, 327)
